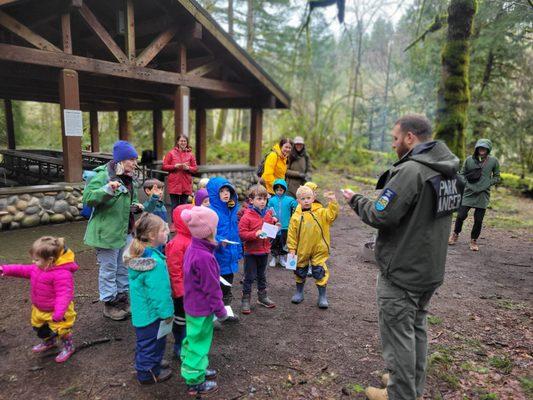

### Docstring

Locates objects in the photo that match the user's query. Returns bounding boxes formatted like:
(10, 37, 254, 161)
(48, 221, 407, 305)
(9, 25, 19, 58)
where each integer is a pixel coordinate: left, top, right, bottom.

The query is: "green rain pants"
(180, 314, 214, 385)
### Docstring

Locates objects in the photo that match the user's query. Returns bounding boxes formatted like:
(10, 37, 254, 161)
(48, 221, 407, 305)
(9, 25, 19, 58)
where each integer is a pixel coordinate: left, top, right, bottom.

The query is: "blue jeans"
(95, 235, 131, 302)
(135, 319, 167, 382)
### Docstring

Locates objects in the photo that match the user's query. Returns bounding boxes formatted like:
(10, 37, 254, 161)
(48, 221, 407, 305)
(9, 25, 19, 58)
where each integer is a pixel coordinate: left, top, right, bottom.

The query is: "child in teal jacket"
(124, 213, 174, 385)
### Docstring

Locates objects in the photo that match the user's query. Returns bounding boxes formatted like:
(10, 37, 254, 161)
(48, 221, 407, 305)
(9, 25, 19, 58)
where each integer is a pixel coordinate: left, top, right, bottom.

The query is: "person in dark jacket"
(449, 138, 500, 251)
(343, 115, 462, 400)
(286, 136, 311, 198)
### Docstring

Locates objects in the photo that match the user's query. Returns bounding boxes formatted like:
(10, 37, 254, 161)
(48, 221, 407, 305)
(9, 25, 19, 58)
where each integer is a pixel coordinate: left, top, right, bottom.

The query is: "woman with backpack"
(260, 138, 292, 195)
(285, 136, 311, 198)
(162, 135, 198, 212)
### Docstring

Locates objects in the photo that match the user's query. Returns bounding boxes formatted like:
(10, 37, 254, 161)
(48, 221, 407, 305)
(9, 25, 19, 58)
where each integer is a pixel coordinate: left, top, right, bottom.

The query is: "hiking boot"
(116, 292, 131, 315)
(317, 286, 329, 309)
(55, 334, 75, 363)
(213, 319, 223, 331)
(279, 255, 287, 268)
(448, 232, 459, 245)
(470, 239, 479, 251)
(139, 368, 173, 385)
(103, 301, 129, 321)
(160, 359, 170, 369)
(365, 387, 388, 400)
(241, 293, 251, 315)
(291, 283, 305, 304)
(187, 380, 218, 396)
(269, 256, 278, 267)
(32, 337, 56, 353)
(205, 368, 217, 380)
(257, 290, 275, 308)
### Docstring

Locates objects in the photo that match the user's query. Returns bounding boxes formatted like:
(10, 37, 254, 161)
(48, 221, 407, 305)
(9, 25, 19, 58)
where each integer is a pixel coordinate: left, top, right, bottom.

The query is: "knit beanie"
(181, 206, 218, 239)
(113, 140, 138, 162)
(194, 189, 209, 206)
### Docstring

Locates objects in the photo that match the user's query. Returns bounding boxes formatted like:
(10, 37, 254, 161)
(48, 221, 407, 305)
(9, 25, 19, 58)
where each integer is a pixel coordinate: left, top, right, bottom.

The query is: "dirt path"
(0, 205, 531, 400)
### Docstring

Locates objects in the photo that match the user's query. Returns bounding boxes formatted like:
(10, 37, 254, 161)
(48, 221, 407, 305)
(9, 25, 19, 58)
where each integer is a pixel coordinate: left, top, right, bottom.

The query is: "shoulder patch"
(375, 188, 397, 212)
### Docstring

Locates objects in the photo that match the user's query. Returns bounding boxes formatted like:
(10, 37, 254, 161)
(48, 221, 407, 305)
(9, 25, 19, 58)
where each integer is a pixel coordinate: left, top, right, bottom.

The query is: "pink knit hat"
(181, 206, 219, 239)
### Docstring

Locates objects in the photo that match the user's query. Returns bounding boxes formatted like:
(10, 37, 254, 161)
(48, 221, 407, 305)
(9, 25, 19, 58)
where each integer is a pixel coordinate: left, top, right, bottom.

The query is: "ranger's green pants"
(180, 314, 214, 385)
(377, 274, 434, 400)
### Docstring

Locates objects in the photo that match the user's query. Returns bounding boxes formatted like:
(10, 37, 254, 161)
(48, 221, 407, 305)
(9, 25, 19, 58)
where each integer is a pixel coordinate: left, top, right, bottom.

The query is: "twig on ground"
(502, 262, 530, 268)
(264, 363, 305, 373)
(77, 337, 114, 351)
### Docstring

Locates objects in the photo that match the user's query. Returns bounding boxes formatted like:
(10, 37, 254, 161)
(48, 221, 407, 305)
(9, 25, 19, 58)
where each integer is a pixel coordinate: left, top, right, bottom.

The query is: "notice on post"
(63, 109, 83, 137)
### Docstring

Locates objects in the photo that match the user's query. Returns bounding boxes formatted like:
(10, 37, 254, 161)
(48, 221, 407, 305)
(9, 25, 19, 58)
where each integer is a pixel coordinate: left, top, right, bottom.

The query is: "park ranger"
(342, 114, 462, 400)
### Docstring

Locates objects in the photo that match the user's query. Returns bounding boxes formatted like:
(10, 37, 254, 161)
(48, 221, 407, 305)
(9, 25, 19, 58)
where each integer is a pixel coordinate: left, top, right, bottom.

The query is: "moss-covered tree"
(435, 0, 477, 160)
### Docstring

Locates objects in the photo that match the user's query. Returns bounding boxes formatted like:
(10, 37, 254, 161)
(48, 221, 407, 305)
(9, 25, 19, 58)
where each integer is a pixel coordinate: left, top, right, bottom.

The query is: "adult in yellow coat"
(261, 138, 293, 195)
(287, 186, 338, 308)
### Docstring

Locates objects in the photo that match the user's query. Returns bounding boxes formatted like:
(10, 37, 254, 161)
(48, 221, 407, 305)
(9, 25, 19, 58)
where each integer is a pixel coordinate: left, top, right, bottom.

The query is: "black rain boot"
(317, 286, 329, 309)
(241, 292, 251, 314)
(291, 282, 305, 304)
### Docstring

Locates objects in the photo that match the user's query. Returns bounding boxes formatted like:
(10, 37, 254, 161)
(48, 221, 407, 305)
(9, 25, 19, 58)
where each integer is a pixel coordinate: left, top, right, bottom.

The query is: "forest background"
(0, 0, 531, 189)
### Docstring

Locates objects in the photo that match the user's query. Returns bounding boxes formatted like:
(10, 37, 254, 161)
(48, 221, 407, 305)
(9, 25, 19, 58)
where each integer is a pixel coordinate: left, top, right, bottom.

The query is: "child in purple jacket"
(180, 206, 228, 396)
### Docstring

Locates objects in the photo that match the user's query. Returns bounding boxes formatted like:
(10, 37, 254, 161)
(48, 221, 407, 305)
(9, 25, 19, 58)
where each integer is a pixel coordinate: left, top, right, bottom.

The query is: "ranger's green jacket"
(460, 138, 500, 209)
(350, 141, 460, 292)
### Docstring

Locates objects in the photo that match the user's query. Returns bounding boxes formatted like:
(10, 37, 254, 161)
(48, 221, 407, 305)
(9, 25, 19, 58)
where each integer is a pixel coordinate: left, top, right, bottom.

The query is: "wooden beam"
(152, 109, 164, 160)
(0, 0, 21, 7)
(118, 110, 129, 140)
(0, 44, 252, 96)
(187, 61, 219, 77)
(4, 99, 15, 149)
(124, 0, 135, 61)
(59, 69, 83, 182)
(0, 10, 61, 52)
(61, 13, 72, 54)
(77, 3, 128, 63)
(178, 43, 187, 73)
(136, 26, 178, 67)
(174, 86, 189, 139)
(89, 110, 99, 152)
(195, 108, 206, 165)
(249, 108, 263, 166)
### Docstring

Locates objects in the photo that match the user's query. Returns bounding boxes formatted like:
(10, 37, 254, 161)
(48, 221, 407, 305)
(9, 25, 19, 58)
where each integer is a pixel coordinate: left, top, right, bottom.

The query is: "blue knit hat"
(113, 140, 138, 162)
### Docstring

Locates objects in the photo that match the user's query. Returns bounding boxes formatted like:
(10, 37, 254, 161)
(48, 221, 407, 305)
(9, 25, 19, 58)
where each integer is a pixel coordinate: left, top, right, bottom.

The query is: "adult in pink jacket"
(162, 135, 198, 212)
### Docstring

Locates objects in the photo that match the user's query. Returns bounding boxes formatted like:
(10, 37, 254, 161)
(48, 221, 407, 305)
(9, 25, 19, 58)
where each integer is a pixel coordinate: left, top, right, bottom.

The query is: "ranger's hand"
(341, 188, 356, 202)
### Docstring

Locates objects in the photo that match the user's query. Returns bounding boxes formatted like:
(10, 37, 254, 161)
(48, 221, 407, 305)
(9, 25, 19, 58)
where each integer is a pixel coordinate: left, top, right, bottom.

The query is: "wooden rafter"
(124, 0, 135, 61)
(0, 43, 252, 96)
(187, 61, 219, 77)
(77, 3, 128, 63)
(0, 0, 20, 6)
(0, 10, 61, 52)
(136, 26, 178, 67)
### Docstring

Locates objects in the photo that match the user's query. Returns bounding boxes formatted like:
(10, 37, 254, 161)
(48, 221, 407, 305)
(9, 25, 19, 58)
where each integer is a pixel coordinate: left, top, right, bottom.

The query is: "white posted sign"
(182, 95, 189, 137)
(63, 109, 83, 137)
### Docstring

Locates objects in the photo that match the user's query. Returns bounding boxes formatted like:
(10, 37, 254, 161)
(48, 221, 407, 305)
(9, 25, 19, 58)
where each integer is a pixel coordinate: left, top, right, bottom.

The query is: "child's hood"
(52, 248, 79, 272)
(206, 176, 239, 211)
(273, 178, 288, 194)
(125, 247, 160, 277)
(172, 204, 193, 238)
(272, 143, 285, 158)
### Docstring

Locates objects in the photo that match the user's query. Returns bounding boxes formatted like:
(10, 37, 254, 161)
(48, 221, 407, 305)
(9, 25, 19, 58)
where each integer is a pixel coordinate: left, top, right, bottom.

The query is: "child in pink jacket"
(0, 236, 79, 363)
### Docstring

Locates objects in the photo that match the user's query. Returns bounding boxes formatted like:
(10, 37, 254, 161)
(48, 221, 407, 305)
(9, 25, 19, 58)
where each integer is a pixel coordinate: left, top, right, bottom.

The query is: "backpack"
(256, 151, 278, 178)
(464, 157, 488, 184)
(80, 170, 98, 219)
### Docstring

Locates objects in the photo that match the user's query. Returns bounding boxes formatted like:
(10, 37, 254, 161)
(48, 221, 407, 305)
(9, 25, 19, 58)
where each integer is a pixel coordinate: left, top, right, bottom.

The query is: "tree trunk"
(380, 44, 392, 151)
(435, 0, 477, 160)
(348, 20, 363, 143)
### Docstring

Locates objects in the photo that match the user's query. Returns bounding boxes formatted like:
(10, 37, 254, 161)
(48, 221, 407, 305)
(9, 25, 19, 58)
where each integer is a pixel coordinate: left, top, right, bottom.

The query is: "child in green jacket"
(124, 213, 174, 385)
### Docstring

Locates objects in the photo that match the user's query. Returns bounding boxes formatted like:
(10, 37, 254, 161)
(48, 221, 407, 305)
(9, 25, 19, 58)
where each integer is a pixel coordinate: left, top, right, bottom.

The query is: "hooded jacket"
(460, 138, 500, 209)
(165, 204, 194, 298)
(2, 249, 79, 321)
(162, 147, 198, 195)
(261, 144, 289, 194)
(206, 177, 242, 275)
(238, 206, 276, 255)
(349, 140, 460, 292)
(267, 179, 298, 230)
(183, 237, 227, 319)
(286, 146, 310, 197)
(127, 247, 174, 328)
(83, 162, 138, 249)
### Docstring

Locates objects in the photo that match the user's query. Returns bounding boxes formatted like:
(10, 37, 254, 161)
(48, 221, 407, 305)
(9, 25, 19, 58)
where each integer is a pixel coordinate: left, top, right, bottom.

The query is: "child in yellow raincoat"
(287, 186, 338, 309)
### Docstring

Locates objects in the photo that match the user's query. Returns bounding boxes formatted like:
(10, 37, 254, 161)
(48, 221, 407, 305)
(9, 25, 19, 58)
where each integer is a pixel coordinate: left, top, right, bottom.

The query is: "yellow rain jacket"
(261, 144, 288, 194)
(287, 201, 339, 285)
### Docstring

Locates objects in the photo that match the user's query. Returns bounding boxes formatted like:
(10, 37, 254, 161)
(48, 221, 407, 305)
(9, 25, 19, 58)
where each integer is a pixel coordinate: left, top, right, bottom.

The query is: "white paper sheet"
(220, 276, 232, 287)
(156, 319, 173, 339)
(261, 222, 279, 239)
(286, 253, 298, 270)
(221, 239, 239, 245)
(213, 305, 234, 321)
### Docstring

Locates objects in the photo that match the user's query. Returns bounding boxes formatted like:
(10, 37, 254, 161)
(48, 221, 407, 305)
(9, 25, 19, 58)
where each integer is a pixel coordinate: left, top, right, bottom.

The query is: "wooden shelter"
(0, 0, 290, 182)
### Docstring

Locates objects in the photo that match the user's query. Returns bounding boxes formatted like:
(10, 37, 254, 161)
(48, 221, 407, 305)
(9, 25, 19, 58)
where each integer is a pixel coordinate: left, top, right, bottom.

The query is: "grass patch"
(436, 371, 461, 389)
(479, 393, 499, 400)
(460, 362, 489, 374)
(496, 299, 526, 311)
(519, 376, 533, 396)
(345, 383, 365, 393)
(489, 355, 513, 374)
(428, 315, 443, 325)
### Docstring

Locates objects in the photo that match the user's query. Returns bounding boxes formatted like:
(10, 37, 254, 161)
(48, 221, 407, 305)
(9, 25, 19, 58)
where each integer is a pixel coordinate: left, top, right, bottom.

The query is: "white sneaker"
(279, 255, 287, 267)
(269, 257, 277, 267)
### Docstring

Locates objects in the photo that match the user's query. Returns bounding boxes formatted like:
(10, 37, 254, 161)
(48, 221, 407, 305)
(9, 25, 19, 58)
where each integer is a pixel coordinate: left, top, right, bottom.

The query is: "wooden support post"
(89, 110, 99, 152)
(249, 108, 263, 166)
(195, 108, 207, 165)
(174, 86, 190, 140)
(4, 99, 15, 150)
(152, 109, 164, 160)
(118, 110, 129, 140)
(59, 69, 82, 182)
(61, 13, 72, 54)
(124, 0, 135, 61)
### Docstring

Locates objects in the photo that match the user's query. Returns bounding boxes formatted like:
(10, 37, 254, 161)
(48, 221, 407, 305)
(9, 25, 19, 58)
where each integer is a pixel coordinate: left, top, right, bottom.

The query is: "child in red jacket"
(165, 203, 193, 357)
(238, 184, 278, 314)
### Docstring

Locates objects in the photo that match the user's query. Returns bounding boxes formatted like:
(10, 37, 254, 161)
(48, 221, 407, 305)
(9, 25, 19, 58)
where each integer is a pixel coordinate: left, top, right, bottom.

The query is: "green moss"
(489, 356, 513, 374)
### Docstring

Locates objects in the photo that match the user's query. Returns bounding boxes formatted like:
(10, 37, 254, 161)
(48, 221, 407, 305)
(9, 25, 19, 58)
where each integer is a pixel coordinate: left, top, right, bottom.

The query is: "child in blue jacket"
(267, 179, 298, 267)
(206, 177, 243, 306)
